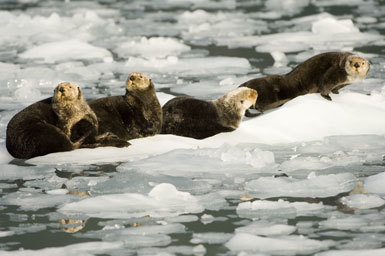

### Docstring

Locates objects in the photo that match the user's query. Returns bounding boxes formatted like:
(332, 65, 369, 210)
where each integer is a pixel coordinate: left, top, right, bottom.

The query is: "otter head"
(216, 87, 258, 128)
(223, 87, 258, 114)
(53, 82, 82, 102)
(344, 55, 370, 81)
(125, 72, 153, 94)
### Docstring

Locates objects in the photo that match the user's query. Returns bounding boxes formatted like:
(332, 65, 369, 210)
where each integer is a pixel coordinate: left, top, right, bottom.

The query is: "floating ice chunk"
(59, 183, 204, 219)
(115, 37, 190, 58)
(196, 192, 228, 211)
(124, 56, 252, 76)
(319, 215, 370, 231)
(191, 232, 233, 244)
(217, 14, 382, 50)
(235, 220, 296, 236)
(226, 233, 333, 255)
(27, 134, 200, 165)
(137, 245, 206, 256)
(340, 194, 385, 209)
(364, 172, 385, 195)
(245, 173, 357, 198)
(217, 145, 275, 169)
(0, 241, 124, 256)
(202, 93, 385, 145)
(312, 18, 360, 34)
(0, 231, 14, 238)
(118, 144, 276, 181)
(236, 199, 331, 219)
(110, 223, 185, 236)
(265, 0, 310, 16)
(315, 248, 385, 256)
(270, 51, 288, 67)
(0, 190, 80, 211)
(78, 231, 172, 248)
(19, 39, 113, 63)
(179, 10, 265, 44)
(165, 215, 199, 223)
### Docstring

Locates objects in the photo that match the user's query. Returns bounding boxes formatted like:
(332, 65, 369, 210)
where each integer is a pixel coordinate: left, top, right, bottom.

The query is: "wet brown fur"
(6, 83, 130, 159)
(161, 88, 258, 139)
(240, 52, 370, 116)
(88, 73, 162, 141)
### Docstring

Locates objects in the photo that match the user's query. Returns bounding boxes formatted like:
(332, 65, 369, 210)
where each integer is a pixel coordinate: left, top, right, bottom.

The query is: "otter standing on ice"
(240, 52, 370, 116)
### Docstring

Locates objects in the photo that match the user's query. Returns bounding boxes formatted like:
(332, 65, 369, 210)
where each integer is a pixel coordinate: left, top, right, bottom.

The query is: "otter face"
(53, 82, 81, 102)
(345, 55, 370, 80)
(126, 72, 152, 92)
(224, 87, 258, 115)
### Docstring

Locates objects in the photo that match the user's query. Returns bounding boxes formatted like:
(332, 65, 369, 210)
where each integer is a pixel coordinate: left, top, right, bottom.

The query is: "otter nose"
(59, 87, 65, 93)
(129, 76, 135, 81)
(354, 62, 360, 68)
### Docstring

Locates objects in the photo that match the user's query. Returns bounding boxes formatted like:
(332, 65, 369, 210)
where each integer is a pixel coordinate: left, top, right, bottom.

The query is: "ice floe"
(114, 37, 191, 59)
(235, 220, 297, 236)
(364, 172, 385, 195)
(236, 199, 334, 219)
(19, 39, 113, 63)
(59, 183, 204, 218)
(226, 233, 334, 255)
(245, 172, 357, 199)
(339, 194, 385, 210)
(23, 92, 385, 166)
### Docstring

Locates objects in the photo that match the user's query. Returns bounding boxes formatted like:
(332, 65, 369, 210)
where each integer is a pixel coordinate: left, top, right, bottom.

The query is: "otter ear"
(149, 79, 155, 89)
(77, 86, 82, 99)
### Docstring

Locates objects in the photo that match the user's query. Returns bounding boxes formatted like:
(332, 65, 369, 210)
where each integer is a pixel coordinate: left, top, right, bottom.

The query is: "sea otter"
(240, 52, 370, 116)
(89, 72, 162, 140)
(161, 87, 258, 139)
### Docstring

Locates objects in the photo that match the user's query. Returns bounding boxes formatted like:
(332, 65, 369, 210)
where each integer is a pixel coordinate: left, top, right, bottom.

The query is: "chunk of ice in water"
(226, 233, 334, 255)
(235, 220, 297, 236)
(115, 37, 191, 58)
(339, 194, 385, 210)
(190, 232, 233, 244)
(245, 172, 357, 198)
(59, 183, 204, 219)
(312, 18, 360, 34)
(19, 39, 113, 63)
(236, 199, 331, 219)
(315, 248, 385, 256)
(364, 172, 385, 195)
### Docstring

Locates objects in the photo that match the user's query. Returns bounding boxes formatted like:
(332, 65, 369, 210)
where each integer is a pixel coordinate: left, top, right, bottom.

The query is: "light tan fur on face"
(214, 87, 258, 129)
(126, 72, 152, 91)
(345, 55, 370, 83)
(53, 82, 80, 102)
(52, 82, 97, 139)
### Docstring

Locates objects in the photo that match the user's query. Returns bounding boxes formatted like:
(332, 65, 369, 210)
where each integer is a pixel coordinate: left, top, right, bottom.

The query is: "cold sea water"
(0, 0, 385, 255)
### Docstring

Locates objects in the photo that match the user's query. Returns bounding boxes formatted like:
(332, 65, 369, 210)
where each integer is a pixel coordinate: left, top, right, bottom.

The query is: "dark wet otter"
(6, 82, 129, 159)
(89, 72, 162, 141)
(240, 52, 370, 116)
(161, 87, 258, 139)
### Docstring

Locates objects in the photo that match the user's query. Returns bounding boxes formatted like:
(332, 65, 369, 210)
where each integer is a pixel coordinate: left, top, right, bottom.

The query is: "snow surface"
(1, 0, 385, 255)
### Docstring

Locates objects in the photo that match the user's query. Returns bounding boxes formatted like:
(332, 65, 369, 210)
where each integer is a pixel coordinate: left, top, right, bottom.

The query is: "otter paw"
(321, 94, 332, 101)
(331, 89, 339, 94)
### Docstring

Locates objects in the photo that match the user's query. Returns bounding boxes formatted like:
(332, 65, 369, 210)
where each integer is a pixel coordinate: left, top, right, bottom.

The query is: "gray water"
(0, 0, 385, 255)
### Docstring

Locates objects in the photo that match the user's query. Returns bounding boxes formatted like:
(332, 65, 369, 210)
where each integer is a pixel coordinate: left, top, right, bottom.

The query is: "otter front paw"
(321, 94, 332, 101)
